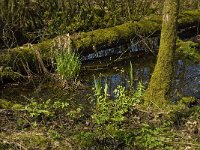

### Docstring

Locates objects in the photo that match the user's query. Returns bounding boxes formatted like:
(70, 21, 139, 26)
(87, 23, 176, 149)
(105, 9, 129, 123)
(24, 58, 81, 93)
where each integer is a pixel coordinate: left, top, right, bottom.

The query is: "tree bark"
(144, 0, 180, 107)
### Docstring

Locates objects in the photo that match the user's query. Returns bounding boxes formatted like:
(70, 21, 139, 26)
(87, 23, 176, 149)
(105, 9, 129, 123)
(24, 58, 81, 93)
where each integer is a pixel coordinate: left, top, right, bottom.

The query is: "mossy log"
(74, 10, 200, 54)
(0, 10, 200, 80)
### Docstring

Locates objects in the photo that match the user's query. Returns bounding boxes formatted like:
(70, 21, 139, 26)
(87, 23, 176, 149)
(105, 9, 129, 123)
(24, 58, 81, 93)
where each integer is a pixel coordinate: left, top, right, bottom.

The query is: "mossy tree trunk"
(144, 0, 180, 107)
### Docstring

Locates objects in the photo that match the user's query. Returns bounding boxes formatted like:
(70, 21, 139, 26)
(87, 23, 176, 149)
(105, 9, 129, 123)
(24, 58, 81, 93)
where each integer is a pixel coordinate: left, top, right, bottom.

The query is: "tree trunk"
(144, 0, 180, 107)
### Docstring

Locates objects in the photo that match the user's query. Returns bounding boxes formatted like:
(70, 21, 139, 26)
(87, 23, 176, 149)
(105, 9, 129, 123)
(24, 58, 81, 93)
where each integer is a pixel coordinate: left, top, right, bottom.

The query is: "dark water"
(82, 52, 200, 99)
(80, 36, 200, 99)
(174, 60, 200, 98)
(0, 38, 200, 104)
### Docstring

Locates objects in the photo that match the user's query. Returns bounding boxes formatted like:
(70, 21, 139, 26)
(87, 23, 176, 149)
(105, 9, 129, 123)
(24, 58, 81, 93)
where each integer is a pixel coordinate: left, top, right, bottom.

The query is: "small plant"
(55, 34, 81, 80)
(134, 124, 173, 149)
(25, 99, 69, 117)
(129, 61, 134, 90)
(92, 84, 143, 125)
(48, 129, 61, 140)
(24, 98, 83, 126)
(77, 82, 145, 147)
(56, 52, 81, 80)
(94, 75, 102, 96)
(176, 39, 200, 61)
(133, 81, 145, 103)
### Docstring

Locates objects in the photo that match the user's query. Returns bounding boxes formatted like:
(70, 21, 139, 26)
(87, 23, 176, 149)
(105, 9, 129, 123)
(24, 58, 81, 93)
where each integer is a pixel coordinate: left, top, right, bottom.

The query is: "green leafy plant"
(56, 51, 81, 80)
(48, 129, 61, 140)
(134, 124, 170, 149)
(133, 82, 145, 103)
(129, 61, 134, 89)
(176, 39, 200, 61)
(92, 83, 143, 126)
(25, 99, 69, 117)
(94, 75, 102, 96)
(24, 98, 83, 126)
(55, 35, 81, 80)
(77, 82, 145, 148)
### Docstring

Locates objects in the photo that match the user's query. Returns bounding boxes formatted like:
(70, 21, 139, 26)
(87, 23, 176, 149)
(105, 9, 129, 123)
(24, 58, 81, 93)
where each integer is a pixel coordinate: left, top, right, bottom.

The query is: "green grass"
(55, 51, 81, 80)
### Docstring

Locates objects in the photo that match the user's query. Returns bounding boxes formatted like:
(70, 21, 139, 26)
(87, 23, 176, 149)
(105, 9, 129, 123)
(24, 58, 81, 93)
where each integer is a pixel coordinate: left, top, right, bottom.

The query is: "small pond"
(0, 38, 200, 104)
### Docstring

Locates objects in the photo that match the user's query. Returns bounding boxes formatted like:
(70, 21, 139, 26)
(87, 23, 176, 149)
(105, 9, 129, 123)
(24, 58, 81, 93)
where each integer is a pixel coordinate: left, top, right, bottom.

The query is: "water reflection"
(81, 36, 159, 61)
(174, 60, 200, 98)
(82, 53, 200, 99)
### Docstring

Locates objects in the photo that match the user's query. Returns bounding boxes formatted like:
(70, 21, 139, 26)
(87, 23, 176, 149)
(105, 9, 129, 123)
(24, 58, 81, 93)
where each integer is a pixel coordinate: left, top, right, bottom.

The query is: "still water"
(81, 39, 200, 99)
(0, 39, 199, 104)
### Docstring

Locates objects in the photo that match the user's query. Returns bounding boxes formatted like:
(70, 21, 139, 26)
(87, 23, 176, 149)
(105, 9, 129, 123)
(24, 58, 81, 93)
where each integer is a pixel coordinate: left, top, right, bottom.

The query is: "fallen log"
(74, 10, 200, 54)
(0, 10, 200, 82)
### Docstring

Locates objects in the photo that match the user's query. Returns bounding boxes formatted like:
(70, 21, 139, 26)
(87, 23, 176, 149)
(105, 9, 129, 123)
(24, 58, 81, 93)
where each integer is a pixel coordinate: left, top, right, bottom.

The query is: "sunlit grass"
(55, 51, 81, 80)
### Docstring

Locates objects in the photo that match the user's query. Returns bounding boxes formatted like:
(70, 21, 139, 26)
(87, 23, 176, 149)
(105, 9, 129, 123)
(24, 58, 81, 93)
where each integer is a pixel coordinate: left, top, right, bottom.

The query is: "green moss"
(74, 19, 162, 54)
(12, 104, 24, 110)
(74, 10, 200, 55)
(176, 39, 200, 61)
(144, 0, 179, 107)
(179, 97, 196, 106)
(0, 53, 11, 64)
(0, 67, 21, 82)
(36, 39, 54, 60)
(0, 131, 73, 150)
(178, 10, 200, 25)
(0, 132, 48, 149)
(0, 99, 12, 109)
(0, 99, 23, 110)
(137, 20, 161, 34)
(18, 133, 49, 148)
(143, 14, 162, 23)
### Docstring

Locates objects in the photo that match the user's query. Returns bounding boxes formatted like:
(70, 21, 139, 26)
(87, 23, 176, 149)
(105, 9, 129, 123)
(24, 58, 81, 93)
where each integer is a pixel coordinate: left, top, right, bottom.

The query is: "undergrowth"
(0, 81, 199, 149)
(72, 79, 199, 149)
(176, 39, 200, 61)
